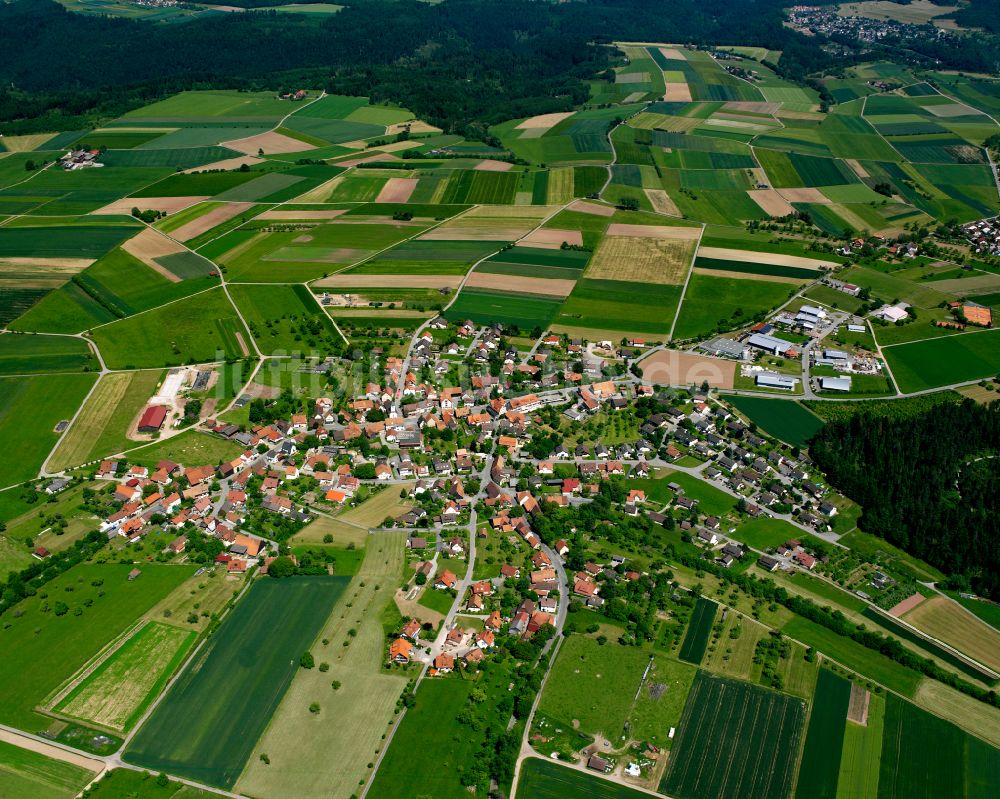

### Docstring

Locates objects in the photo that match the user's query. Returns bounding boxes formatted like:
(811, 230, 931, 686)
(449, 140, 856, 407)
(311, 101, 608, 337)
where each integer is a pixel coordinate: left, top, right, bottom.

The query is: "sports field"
(517, 758, 650, 799)
(125, 576, 349, 788)
(661, 672, 805, 799)
(54, 621, 196, 733)
(727, 396, 824, 447)
(678, 598, 718, 665)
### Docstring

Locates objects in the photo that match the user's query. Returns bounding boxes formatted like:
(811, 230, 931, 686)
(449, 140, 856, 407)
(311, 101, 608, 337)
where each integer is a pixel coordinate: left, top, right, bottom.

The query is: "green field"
(733, 516, 803, 551)
(837, 692, 884, 799)
(672, 274, 792, 340)
(125, 576, 349, 788)
(75, 248, 208, 317)
(0, 563, 194, 730)
(91, 288, 249, 368)
(727, 396, 824, 447)
(555, 278, 681, 335)
(9, 281, 117, 334)
(0, 739, 95, 799)
(445, 288, 563, 331)
(882, 330, 1000, 392)
(0, 373, 96, 487)
(123, 90, 295, 122)
(517, 758, 650, 799)
(0, 335, 96, 375)
(661, 671, 805, 799)
(795, 669, 851, 799)
(0, 225, 137, 260)
(228, 283, 336, 354)
(678, 598, 718, 665)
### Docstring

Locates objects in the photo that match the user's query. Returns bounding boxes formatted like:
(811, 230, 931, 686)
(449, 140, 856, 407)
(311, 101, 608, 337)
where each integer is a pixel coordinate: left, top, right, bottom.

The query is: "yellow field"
(47, 373, 133, 472)
(903, 595, 1000, 674)
(0, 133, 57, 151)
(586, 235, 696, 284)
(546, 167, 575, 204)
(956, 384, 998, 404)
(237, 533, 408, 799)
(914, 679, 1000, 748)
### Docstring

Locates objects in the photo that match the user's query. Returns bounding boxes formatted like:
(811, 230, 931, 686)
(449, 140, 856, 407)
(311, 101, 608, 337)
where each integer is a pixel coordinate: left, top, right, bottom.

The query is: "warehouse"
(819, 376, 852, 392)
(747, 333, 794, 356)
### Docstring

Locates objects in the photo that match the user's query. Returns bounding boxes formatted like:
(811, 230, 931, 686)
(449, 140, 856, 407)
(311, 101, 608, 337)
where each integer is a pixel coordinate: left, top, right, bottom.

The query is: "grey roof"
(747, 333, 793, 355)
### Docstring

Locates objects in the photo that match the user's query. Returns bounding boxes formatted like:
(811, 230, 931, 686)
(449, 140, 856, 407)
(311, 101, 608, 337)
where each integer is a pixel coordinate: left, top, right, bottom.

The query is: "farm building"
(874, 303, 909, 323)
(137, 405, 167, 433)
(755, 372, 797, 390)
(819, 376, 852, 392)
(747, 333, 794, 356)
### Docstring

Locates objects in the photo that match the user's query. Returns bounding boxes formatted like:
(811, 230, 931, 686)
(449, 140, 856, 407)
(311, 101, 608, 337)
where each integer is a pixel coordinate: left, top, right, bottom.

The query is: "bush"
(300, 651, 315, 669)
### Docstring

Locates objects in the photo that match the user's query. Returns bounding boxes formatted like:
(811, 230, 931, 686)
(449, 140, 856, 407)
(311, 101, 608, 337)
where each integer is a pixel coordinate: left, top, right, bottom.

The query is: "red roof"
(138, 405, 167, 431)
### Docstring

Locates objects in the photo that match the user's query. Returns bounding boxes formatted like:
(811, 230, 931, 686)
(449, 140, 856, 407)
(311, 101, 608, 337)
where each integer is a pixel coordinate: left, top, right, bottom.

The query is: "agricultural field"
(678, 598, 717, 665)
(882, 330, 1000, 392)
(47, 370, 164, 471)
(671, 274, 794, 340)
(727, 396, 825, 447)
(236, 534, 408, 799)
(0, 739, 97, 799)
(517, 758, 651, 799)
(0, 563, 194, 731)
(0, 334, 96, 375)
(125, 576, 349, 789)
(794, 669, 852, 799)
(661, 672, 805, 799)
(228, 283, 338, 355)
(90, 288, 250, 369)
(902, 595, 1000, 675)
(0, 373, 97, 487)
(53, 621, 196, 733)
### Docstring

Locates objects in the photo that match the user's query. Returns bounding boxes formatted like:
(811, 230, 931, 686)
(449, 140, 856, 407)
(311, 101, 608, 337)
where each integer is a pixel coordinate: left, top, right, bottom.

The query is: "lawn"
(659, 470, 736, 517)
(732, 516, 802, 551)
(882, 329, 1000, 392)
(125, 576, 349, 789)
(517, 758, 651, 799)
(0, 739, 96, 799)
(54, 621, 196, 733)
(661, 672, 805, 799)
(0, 563, 194, 731)
(794, 669, 851, 799)
(48, 370, 164, 470)
(0, 373, 97, 487)
(726, 396, 824, 447)
(91, 288, 250, 368)
(236, 534, 408, 799)
(0, 335, 96, 375)
(418, 586, 457, 615)
(678, 597, 717, 665)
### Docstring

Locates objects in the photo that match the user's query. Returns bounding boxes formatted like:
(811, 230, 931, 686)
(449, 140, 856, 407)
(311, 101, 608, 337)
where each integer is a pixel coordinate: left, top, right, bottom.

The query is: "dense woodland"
(810, 399, 1000, 601)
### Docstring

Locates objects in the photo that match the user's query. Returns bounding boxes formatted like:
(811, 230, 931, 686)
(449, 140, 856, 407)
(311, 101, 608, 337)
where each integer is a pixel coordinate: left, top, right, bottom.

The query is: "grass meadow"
(0, 739, 95, 799)
(0, 563, 194, 730)
(0, 335, 96, 375)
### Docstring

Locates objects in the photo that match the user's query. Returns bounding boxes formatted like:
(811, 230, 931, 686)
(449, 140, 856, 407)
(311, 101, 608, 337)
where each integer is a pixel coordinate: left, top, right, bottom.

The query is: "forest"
(810, 399, 1000, 601)
(0, 0, 846, 133)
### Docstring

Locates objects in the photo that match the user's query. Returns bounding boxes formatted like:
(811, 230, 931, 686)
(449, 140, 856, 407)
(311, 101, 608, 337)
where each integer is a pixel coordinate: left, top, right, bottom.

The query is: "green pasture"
(0, 334, 96, 375)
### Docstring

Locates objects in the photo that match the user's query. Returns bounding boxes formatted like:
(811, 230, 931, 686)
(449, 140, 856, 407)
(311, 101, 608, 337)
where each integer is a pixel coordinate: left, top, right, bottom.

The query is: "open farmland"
(445, 288, 562, 330)
(661, 672, 805, 799)
(882, 330, 1000, 392)
(90, 288, 249, 368)
(517, 758, 651, 799)
(727, 396, 825, 447)
(794, 669, 851, 798)
(0, 334, 96, 375)
(902, 596, 1000, 675)
(0, 373, 96, 487)
(0, 563, 194, 731)
(672, 274, 794, 340)
(125, 576, 349, 789)
(0, 738, 97, 799)
(586, 232, 697, 284)
(555, 278, 681, 336)
(678, 598, 718, 664)
(236, 534, 407, 799)
(53, 621, 196, 733)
